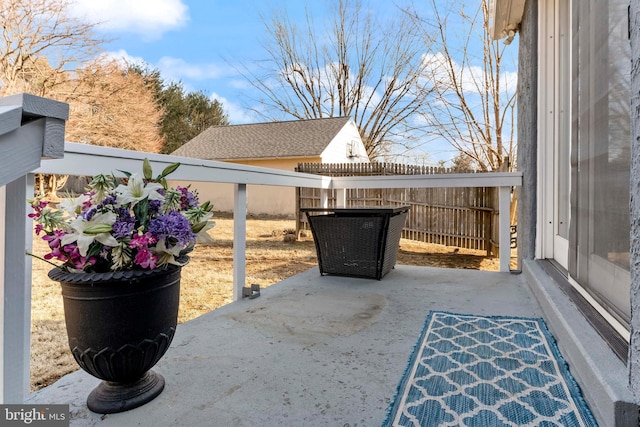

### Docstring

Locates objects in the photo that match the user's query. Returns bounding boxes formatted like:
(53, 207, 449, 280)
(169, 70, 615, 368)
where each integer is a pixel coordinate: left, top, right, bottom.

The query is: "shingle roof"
(171, 116, 352, 160)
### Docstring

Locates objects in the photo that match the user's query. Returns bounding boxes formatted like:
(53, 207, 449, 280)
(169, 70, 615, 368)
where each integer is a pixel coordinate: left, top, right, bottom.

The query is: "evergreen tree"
(130, 65, 229, 154)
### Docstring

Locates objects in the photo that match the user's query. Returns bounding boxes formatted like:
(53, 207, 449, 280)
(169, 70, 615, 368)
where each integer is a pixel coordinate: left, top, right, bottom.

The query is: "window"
(568, 0, 631, 327)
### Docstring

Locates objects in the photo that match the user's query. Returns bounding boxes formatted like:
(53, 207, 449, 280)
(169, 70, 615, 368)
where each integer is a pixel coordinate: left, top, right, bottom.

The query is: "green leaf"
(83, 224, 113, 235)
(134, 198, 150, 228)
(143, 158, 153, 181)
(201, 201, 213, 212)
(86, 243, 104, 257)
(191, 221, 208, 233)
(160, 162, 180, 179)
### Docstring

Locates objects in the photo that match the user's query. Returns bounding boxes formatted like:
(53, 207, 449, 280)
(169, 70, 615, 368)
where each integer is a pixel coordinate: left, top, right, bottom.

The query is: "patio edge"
(523, 259, 638, 427)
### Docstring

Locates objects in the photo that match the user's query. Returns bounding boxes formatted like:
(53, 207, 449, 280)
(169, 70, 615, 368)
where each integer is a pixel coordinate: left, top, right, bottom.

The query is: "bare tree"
(60, 58, 164, 153)
(409, 0, 517, 171)
(0, 0, 166, 197)
(238, 0, 434, 159)
(0, 0, 106, 198)
(0, 0, 104, 96)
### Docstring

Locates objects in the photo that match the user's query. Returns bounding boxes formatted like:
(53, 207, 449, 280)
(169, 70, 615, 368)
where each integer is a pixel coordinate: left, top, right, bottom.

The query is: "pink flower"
(61, 243, 95, 270)
(42, 230, 71, 261)
(130, 233, 159, 269)
(42, 230, 66, 249)
(44, 248, 68, 262)
(28, 200, 48, 220)
(130, 232, 156, 249)
(134, 249, 157, 269)
(82, 192, 95, 210)
(70, 255, 96, 270)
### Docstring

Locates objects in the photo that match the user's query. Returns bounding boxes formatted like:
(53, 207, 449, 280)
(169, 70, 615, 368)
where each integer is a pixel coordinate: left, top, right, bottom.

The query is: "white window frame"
(537, 0, 570, 268)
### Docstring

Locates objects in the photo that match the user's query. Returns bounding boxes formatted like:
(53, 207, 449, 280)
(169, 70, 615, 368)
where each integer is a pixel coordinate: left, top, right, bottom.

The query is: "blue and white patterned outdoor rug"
(382, 311, 598, 426)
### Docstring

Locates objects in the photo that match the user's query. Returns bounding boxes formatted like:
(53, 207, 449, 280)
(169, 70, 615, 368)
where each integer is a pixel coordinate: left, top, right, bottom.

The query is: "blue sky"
(69, 0, 518, 165)
(71, 0, 346, 124)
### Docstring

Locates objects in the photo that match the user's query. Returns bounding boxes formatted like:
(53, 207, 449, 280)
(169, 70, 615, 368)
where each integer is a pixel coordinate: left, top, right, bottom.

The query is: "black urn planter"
(48, 261, 184, 414)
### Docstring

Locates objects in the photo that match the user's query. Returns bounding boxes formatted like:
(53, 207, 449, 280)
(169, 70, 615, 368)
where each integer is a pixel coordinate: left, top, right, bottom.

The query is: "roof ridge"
(209, 116, 351, 129)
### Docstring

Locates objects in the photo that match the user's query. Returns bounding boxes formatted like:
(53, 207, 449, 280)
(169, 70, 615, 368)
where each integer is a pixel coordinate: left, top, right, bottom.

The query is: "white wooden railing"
(34, 142, 333, 304)
(0, 95, 522, 404)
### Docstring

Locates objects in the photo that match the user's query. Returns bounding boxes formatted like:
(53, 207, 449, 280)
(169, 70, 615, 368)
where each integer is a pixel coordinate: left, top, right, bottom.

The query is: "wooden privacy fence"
(295, 163, 499, 254)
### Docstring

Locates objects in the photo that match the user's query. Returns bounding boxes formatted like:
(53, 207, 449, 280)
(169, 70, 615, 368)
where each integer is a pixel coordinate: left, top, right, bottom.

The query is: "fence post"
(335, 189, 346, 207)
(233, 184, 247, 301)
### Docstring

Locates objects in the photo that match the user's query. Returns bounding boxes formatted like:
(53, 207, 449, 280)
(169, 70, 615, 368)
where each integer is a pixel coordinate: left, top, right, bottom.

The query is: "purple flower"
(82, 207, 97, 221)
(148, 211, 196, 249)
(148, 199, 162, 215)
(177, 186, 198, 210)
(101, 195, 117, 206)
(112, 209, 136, 238)
(83, 195, 116, 221)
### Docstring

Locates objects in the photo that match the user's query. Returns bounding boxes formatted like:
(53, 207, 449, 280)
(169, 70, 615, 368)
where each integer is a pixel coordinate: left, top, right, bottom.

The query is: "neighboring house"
(491, 0, 640, 425)
(171, 116, 369, 216)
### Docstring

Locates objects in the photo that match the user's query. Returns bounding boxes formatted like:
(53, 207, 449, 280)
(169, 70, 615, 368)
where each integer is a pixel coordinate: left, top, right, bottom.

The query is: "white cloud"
(422, 52, 518, 96)
(502, 70, 518, 95)
(229, 79, 251, 90)
(157, 57, 231, 83)
(100, 49, 147, 67)
(70, 0, 189, 40)
(209, 93, 254, 124)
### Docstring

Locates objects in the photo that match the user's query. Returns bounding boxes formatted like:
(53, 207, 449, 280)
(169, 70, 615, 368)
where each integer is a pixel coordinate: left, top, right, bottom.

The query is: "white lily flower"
(59, 193, 92, 216)
(153, 248, 188, 267)
(154, 237, 184, 257)
(114, 174, 164, 208)
(60, 211, 119, 257)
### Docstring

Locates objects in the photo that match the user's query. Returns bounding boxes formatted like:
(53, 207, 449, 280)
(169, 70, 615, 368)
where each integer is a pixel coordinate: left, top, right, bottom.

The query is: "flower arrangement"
(29, 158, 213, 273)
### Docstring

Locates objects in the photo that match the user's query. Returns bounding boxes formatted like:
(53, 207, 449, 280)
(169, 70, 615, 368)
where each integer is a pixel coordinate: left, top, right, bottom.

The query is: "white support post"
(335, 189, 346, 208)
(1, 174, 33, 403)
(499, 186, 512, 272)
(233, 184, 247, 301)
(0, 183, 5, 404)
(320, 189, 329, 208)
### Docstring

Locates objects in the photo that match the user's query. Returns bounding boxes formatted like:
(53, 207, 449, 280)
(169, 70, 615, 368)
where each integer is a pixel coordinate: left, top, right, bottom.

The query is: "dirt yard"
(30, 214, 506, 391)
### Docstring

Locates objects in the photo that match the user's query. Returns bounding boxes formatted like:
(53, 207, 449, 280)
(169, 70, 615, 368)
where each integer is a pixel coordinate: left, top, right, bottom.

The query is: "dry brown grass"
(30, 214, 503, 391)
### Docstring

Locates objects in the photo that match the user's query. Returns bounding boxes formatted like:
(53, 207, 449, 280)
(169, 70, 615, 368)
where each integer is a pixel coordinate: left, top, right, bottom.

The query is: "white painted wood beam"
(499, 186, 512, 272)
(36, 143, 331, 189)
(233, 184, 247, 301)
(0, 120, 45, 188)
(1, 174, 34, 403)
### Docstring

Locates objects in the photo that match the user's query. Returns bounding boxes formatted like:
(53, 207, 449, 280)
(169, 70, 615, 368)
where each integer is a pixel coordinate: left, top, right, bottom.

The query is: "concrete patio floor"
(28, 265, 543, 426)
